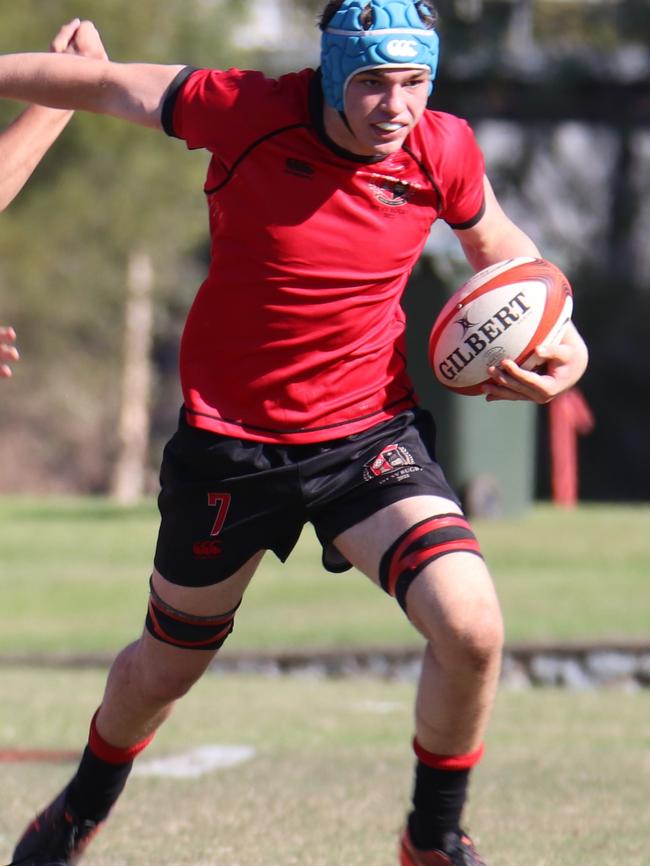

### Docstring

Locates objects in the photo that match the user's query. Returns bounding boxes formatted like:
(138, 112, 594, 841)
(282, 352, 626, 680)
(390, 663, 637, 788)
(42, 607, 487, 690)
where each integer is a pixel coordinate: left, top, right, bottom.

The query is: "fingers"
(479, 324, 588, 405)
(50, 18, 108, 61)
(482, 360, 556, 405)
(0, 327, 19, 377)
(50, 18, 81, 53)
(481, 343, 586, 404)
(70, 20, 109, 61)
(482, 387, 527, 403)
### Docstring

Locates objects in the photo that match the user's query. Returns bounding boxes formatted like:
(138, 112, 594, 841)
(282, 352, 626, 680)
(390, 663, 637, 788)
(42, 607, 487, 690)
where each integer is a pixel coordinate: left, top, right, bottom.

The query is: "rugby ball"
(428, 257, 573, 395)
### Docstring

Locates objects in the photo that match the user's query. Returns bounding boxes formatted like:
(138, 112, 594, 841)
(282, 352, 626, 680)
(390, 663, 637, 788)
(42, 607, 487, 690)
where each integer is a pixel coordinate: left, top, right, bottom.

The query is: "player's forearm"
(0, 53, 105, 112)
(0, 103, 73, 211)
(0, 53, 183, 129)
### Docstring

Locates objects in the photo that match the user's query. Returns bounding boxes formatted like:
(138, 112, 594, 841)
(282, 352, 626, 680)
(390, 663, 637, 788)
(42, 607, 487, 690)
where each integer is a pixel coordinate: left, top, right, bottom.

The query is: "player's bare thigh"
(151, 550, 265, 616)
(332, 495, 460, 580)
(332, 495, 501, 642)
(119, 551, 267, 694)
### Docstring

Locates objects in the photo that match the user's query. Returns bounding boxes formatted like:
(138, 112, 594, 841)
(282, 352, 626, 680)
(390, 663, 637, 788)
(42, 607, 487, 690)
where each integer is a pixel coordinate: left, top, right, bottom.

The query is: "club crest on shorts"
(363, 443, 420, 484)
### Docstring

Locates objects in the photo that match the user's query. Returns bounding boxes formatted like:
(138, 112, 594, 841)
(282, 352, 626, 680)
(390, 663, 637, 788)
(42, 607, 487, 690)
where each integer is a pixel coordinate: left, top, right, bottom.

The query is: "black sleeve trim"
(447, 197, 486, 231)
(161, 66, 200, 138)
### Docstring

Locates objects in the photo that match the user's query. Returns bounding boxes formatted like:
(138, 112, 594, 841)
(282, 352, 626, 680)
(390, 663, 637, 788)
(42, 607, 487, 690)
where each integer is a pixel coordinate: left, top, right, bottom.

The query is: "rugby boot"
(12, 787, 102, 865)
(400, 828, 488, 866)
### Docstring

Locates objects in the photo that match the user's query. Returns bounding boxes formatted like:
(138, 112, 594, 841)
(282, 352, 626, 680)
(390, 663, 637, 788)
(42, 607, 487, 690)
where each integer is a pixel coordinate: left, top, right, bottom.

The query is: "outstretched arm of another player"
(454, 176, 589, 404)
(0, 19, 109, 211)
(0, 106, 73, 212)
(0, 20, 184, 131)
(0, 23, 111, 381)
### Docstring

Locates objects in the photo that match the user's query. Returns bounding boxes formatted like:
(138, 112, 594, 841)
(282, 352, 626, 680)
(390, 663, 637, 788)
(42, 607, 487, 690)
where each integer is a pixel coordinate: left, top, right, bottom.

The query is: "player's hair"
(319, 0, 438, 31)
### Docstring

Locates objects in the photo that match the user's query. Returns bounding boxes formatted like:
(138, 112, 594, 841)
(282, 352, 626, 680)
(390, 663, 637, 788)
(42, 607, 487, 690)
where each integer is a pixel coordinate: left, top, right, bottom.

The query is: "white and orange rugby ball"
(428, 257, 573, 395)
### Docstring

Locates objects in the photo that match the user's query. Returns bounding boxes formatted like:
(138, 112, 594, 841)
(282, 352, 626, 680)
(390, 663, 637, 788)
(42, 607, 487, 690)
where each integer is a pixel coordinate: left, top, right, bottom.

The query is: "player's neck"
(322, 103, 376, 158)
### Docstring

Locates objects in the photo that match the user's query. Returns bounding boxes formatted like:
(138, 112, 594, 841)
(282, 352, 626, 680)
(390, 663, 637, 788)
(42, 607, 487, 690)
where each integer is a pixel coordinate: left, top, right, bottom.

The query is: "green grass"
(0, 498, 648, 864)
(0, 667, 648, 866)
(0, 497, 648, 655)
(478, 503, 650, 642)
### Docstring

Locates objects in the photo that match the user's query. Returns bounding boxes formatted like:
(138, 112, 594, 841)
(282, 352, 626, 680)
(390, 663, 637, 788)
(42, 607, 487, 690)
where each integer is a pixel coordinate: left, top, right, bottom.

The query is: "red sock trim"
(413, 737, 485, 771)
(88, 709, 155, 766)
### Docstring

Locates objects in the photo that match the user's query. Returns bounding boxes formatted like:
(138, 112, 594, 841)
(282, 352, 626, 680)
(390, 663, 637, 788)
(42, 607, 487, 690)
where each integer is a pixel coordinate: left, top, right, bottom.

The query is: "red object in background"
(549, 388, 595, 507)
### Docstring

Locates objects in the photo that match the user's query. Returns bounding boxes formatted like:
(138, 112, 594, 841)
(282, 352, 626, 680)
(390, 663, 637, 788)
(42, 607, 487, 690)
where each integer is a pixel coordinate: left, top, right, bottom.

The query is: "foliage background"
(1, 0, 648, 500)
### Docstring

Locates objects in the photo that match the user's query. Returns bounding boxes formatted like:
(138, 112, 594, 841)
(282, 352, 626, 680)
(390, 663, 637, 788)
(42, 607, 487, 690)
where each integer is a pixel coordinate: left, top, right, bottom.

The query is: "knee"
(409, 577, 504, 676)
(436, 605, 504, 677)
(453, 609, 504, 675)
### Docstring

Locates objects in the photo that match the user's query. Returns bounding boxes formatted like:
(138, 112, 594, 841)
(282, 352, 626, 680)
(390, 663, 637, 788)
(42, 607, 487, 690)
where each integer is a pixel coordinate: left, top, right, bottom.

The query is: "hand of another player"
(481, 322, 589, 404)
(50, 18, 109, 61)
(0, 326, 19, 378)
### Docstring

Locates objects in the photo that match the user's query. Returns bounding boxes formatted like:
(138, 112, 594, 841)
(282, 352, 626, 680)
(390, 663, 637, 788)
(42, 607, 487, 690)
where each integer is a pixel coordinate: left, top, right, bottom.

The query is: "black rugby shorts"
(154, 407, 460, 587)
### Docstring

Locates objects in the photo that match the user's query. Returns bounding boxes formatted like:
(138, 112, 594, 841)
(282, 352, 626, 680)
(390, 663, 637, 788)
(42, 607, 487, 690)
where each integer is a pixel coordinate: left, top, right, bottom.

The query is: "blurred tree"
(1, 0, 648, 500)
(0, 0, 251, 491)
(110, 249, 154, 504)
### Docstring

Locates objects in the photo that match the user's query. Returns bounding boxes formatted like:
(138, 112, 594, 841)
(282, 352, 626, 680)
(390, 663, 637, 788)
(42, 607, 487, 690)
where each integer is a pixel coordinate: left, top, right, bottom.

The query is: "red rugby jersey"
(162, 67, 485, 443)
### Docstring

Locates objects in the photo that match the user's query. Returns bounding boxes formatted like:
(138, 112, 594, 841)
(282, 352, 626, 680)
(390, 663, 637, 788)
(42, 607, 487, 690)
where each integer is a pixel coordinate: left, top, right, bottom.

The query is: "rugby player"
(0, 2, 588, 864)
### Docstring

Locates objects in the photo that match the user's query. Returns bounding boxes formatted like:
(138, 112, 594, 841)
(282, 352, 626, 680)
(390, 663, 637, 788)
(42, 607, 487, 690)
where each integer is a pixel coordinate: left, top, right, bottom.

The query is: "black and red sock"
(407, 738, 484, 852)
(66, 710, 155, 823)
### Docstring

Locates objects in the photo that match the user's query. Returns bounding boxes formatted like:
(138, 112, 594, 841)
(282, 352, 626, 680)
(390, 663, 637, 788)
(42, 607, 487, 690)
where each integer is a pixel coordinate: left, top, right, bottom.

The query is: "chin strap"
(338, 109, 354, 134)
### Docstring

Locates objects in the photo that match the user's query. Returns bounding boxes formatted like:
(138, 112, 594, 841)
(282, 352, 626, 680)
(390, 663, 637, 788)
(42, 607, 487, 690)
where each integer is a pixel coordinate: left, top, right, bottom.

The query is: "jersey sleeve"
(437, 117, 486, 230)
(161, 66, 287, 156)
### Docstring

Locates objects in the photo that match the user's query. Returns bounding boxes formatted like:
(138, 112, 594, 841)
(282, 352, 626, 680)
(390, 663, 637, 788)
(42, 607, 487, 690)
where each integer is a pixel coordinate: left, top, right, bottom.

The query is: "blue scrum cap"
(321, 0, 440, 111)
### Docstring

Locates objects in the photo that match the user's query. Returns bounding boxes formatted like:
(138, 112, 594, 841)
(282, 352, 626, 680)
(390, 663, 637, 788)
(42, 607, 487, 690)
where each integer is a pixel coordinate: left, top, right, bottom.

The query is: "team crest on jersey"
(369, 179, 412, 207)
(363, 443, 420, 485)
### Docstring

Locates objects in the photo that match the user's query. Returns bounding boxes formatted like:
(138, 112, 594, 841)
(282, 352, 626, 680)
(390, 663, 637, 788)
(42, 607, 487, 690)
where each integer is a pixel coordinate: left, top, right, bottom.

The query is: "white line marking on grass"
(133, 744, 255, 779)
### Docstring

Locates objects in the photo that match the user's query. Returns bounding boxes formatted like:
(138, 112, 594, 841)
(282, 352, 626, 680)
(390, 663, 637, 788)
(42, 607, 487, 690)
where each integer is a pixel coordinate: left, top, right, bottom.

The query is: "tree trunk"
(110, 249, 154, 504)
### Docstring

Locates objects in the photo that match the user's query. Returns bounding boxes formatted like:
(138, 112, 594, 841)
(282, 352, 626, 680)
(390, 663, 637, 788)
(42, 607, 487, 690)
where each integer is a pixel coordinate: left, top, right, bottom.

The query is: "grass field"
(0, 498, 648, 865)
(0, 497, 648, 655)
(0, 667, 648, 866)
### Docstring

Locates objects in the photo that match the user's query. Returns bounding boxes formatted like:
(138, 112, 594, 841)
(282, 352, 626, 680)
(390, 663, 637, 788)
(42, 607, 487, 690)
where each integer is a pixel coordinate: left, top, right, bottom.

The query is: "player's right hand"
(50, 18, 109, 61)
